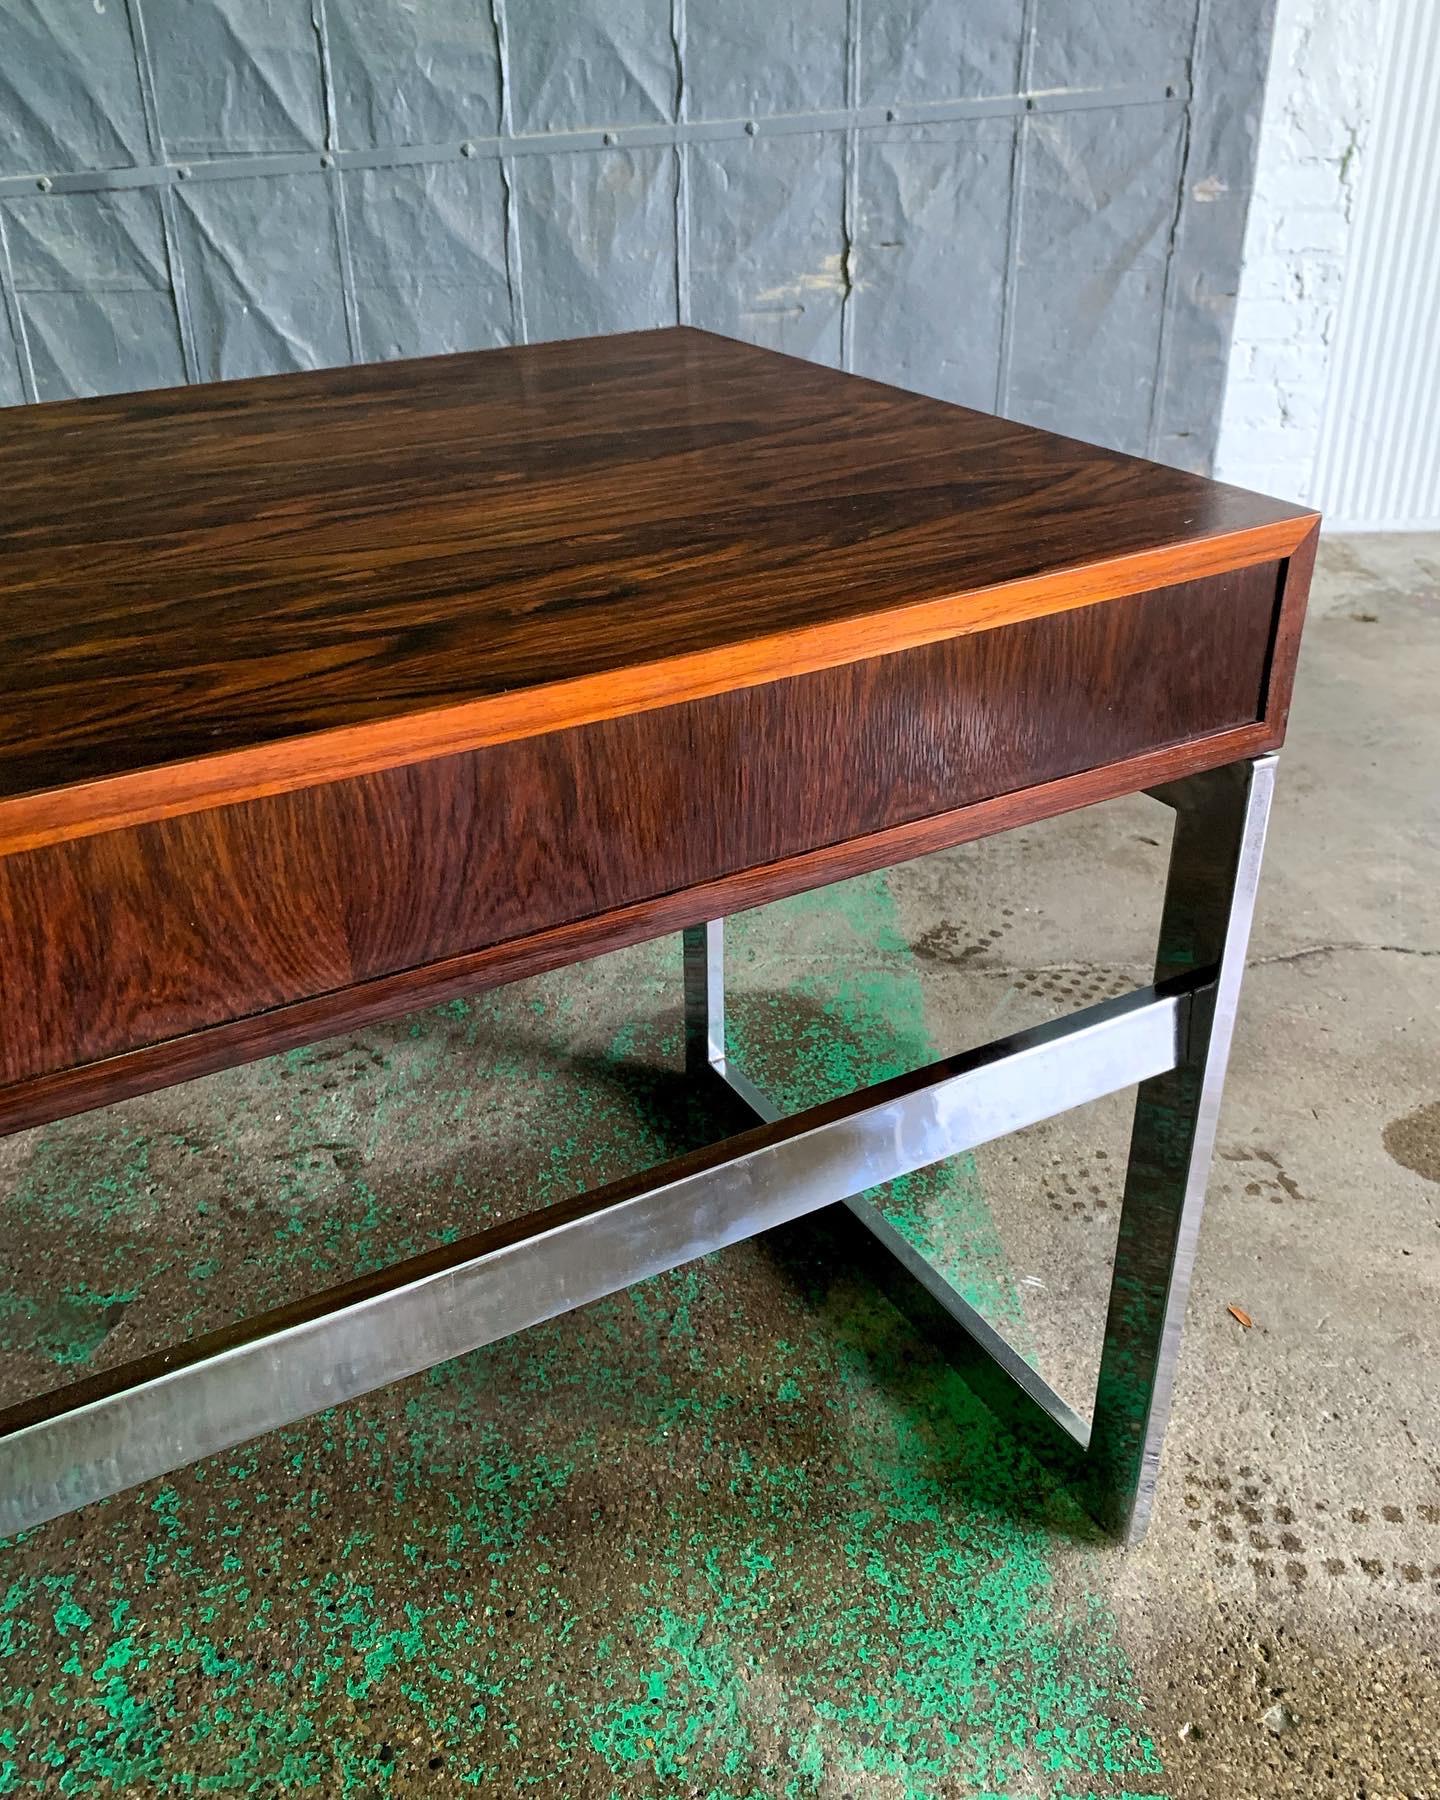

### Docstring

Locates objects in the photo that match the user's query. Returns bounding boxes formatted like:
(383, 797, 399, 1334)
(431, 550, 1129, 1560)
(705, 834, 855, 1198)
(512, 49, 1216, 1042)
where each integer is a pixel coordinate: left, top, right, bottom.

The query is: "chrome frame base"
(0, 756, 1274, 1544)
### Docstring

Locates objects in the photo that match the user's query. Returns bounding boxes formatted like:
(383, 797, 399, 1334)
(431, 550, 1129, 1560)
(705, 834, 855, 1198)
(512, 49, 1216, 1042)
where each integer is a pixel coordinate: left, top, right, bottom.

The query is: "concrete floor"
(0, 533, 1436, 1797)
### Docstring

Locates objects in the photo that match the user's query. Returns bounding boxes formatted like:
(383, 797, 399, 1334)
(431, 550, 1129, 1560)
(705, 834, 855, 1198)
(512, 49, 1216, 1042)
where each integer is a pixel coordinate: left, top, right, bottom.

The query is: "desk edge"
(0, 513, 1317, 858)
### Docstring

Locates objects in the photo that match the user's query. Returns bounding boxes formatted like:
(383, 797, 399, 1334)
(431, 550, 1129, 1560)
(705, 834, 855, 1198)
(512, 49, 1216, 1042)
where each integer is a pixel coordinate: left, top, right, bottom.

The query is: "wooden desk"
(0, 327, 1318, 1541)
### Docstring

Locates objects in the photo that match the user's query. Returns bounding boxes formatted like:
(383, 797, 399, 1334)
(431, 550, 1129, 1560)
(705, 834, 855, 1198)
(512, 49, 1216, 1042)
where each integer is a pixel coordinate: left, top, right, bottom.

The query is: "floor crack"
(916, 942, 1438, 979)
(1248, 941, 1440, 967)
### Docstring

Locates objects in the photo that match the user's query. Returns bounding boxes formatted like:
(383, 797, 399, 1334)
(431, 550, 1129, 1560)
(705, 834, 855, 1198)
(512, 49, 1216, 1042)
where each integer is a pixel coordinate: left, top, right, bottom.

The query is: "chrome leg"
(1086, 752, 1275, 1540)
(691, 753, 1277, 1544)
(682, 920, 726, 1078)
(683, 919, 779, 1122)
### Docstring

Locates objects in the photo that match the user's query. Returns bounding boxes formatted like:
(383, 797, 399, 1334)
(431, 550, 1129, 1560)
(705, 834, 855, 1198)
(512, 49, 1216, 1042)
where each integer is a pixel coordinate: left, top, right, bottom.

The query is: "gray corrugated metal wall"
(0, 0, 1275, 470)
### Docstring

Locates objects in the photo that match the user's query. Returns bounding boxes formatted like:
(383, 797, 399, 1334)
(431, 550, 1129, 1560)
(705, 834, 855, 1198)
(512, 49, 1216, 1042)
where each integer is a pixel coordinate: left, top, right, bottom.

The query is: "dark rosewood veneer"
(0, 327, 1318, 1135)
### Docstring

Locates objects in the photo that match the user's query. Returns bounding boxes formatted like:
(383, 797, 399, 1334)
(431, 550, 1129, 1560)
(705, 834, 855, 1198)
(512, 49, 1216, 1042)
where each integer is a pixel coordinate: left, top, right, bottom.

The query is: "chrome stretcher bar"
(0, 756, 1272, 1543)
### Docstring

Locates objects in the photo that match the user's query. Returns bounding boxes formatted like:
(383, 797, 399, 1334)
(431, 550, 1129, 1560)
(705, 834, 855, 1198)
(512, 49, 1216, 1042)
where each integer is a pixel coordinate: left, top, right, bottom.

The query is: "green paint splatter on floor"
(0, 1286, 139, 1369)
(0, 872, 1165, 1795)
(730, 881, 1027, 1339)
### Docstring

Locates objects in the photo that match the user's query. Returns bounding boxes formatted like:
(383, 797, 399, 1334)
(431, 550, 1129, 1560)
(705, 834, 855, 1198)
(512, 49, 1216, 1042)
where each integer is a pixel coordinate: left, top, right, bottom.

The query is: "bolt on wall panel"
(516, 148, 678, 343)
(860, 0, 1026, 106)
(343, 162, 513, 362)
(851, 119, 1015, 413)
(173, 174, 349, 381)
(684, 0, 848, 121)
(2, 189, 186, 400)
(507, 0, 677, 136)
(325, 0, 503, 150)
(689, 133, 846, 366)
(142, 0, 327, 160)
(0, 1, 153, 177)
(1007, 104, 1185, 456)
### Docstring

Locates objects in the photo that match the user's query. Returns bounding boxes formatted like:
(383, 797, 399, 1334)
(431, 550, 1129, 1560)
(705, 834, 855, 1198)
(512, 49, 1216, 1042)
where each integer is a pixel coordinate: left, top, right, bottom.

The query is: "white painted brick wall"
(1214, 0, 1395, 502)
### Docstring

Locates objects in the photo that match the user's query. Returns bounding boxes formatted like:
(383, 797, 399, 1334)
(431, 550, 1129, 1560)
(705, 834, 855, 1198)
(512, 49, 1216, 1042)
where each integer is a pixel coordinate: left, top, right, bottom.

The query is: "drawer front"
(0, 562, 1280, 1092)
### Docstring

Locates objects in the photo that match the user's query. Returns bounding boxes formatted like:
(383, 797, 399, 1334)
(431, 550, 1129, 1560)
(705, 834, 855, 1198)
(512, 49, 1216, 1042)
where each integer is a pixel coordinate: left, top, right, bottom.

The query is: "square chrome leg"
(688, 754, 1277, 1544)
(1085, 753, 1275, 1539)
(683, 920, 779, 1123)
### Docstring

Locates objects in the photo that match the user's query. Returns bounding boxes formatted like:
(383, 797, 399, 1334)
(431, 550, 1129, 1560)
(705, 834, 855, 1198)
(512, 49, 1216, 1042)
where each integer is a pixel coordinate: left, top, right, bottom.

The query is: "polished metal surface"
(688, 753, 1277, 1544)
(1086, 751, 1276, 1540)
(683, 918, 782, 1122)
(682, 921, 727, 1077)
(0, 983, 1182, 1538)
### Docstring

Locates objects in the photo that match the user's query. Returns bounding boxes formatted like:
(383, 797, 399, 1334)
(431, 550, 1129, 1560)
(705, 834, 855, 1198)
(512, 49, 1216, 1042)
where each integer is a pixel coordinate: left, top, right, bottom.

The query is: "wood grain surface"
(0, 327, 1316, 854)
(0, 565, 1281, 1104)
(0, 721, 1284, 1141)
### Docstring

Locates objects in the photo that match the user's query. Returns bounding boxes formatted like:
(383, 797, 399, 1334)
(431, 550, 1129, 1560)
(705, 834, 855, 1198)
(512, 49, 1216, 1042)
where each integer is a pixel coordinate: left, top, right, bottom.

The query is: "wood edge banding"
(1261, 519, 1320, 736)
(0, 515, 1315, 858)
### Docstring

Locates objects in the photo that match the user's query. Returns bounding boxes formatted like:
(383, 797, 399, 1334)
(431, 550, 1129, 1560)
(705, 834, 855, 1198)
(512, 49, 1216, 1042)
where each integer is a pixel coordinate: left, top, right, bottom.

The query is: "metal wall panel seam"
(488, 0, 528, 344)
(1145, 0, 1207, 460)
(671, 0, 691, 324)
(839, 0, 862, 372)
(0, 214, 39, 402)
(0, 84, 1190, 201)
(156, 189, 201, 383)
(310, 0, 364, 364)
(994, 0, 1040, 415)
(121, 0, 165, 162)
(125, 0, 200, 382)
